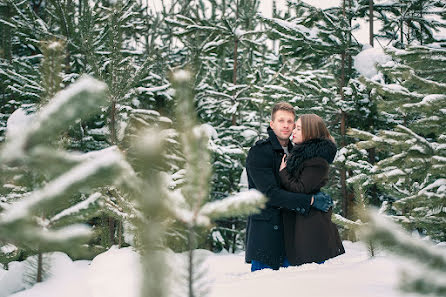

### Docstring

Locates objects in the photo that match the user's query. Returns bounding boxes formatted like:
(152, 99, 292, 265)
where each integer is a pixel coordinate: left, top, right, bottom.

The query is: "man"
(245, 102, 333, 271)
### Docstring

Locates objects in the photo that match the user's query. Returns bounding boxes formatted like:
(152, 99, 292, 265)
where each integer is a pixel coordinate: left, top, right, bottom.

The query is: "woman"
(279, 114, 344, 266)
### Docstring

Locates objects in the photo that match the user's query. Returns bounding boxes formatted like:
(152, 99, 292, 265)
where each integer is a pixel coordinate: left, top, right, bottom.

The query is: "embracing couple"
(245, 102, 345, 272)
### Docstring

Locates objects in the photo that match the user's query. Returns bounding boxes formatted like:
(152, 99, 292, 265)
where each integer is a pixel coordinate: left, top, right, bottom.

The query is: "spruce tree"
(166, 68, 265, 297)
(356, 0, 446, 47)
(0, 74, 126, 277)
(166, 0, 268, 251)
(351, 45, 446, 241)
(119, 67, 266, 296)
(0, 0, 192, 251)
(0, 0, 47, 142)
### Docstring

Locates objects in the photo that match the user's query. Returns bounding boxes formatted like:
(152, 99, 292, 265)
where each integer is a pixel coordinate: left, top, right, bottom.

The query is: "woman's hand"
(280, 154, 287, 171)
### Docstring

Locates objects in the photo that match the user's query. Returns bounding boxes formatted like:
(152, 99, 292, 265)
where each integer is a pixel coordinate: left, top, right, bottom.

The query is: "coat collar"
(286, 138, 337, 174)
(267, 127, 292, 151)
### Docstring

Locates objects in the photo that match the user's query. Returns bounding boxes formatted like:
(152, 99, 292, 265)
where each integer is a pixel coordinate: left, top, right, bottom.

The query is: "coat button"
(273, 225, 279, 230)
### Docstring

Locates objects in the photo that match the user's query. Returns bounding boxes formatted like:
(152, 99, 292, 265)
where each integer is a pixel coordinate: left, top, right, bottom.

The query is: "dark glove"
(312, 192, 333, 212)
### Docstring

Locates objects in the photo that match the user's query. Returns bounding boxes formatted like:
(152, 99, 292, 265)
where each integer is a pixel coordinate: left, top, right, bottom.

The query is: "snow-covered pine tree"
(352, 44, 446, 241)
(338, 64, 393, 210)
(0, 0, 49, 142)
(39, 0, 177, 246)
(79, 0, 159, 246)
(118, 110, 173, 297)
(0, 0, 148, 248)
(0, 75, 131, 282)
(166, 0, 267, 251)
(30, 0, 188, 249)
(99, 67, 265, 297)
(166, 68, 265, 297)
(356, 0, 446, 47)
(0, 38, 65, 272)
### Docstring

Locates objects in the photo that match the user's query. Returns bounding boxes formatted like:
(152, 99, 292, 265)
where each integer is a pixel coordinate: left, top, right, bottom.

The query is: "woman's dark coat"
(279, 138, 345, 266)
(245, 127, 313, 270)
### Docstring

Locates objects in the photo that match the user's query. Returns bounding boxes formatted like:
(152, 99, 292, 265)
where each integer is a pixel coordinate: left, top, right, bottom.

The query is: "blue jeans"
(251, 258, 324, 272)
(251, 258, 290, 272)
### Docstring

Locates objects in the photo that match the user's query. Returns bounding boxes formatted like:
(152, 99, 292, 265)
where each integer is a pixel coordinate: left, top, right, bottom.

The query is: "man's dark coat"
(245, 127, 312, 269)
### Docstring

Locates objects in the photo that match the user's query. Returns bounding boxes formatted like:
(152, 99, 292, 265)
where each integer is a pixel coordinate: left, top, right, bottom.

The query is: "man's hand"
(311, 192, 333, 212)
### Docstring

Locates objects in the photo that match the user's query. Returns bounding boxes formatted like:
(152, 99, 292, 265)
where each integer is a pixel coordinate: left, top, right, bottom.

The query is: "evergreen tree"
(164, 68, 265, 296)
(121, 67, 266, 296)
(0, 0, 47, 142)
(357, 0, 446, 47)
(336, 74, 391, 211)
(351, 44, 446, 240)
(0, 75, 126, 277)
(0, 0, 191, 251)
(166, 0, 268, 251)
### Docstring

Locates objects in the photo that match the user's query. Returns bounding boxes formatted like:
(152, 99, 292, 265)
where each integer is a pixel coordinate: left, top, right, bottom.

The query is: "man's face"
(270, 110, 295, 143)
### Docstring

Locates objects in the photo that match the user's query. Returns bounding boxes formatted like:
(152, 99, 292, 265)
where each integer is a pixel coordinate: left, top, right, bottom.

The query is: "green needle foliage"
(167, 68, 265, 297)
(350, 45, 446, 241)
(0, 74, 131, 277)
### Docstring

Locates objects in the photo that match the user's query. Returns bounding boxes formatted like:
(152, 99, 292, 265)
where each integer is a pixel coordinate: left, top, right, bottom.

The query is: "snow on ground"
(0, 241, 427, 297)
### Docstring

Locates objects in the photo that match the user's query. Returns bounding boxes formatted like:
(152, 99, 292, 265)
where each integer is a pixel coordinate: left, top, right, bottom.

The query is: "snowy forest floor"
(1, 240, 439, 297)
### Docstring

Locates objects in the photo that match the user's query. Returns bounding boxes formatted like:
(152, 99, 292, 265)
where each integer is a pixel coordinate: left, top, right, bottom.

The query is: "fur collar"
(286, 138, 337, 174)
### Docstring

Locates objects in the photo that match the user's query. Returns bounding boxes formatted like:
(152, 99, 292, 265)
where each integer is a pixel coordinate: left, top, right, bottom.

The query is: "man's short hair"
(271, 102, 295, 120)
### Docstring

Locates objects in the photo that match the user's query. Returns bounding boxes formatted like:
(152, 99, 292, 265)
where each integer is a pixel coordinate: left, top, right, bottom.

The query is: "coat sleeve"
(279, 159, 328, 194)
(246, 145, 312, 214)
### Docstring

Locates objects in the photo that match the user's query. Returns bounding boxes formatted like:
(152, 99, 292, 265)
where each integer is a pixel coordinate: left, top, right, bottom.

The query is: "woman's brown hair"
(299, 114, 335, 143)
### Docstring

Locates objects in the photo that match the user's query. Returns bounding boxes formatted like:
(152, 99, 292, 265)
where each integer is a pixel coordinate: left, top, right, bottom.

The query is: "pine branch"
(363, 211, 446, 271)
(1, 76, 108, 162)
(0, 150, 127, 224)
(198, 190, 265, 220)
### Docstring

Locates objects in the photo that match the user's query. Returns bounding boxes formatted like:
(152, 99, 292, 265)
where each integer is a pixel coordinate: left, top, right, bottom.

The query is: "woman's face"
(292, 118, 303, 144)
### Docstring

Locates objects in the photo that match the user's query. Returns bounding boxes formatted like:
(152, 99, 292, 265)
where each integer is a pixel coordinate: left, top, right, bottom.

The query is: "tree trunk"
(339, 77, 350, 218)
(110, 99, 117, 144)
(0, 3, 12, 61)
(65, 48, 71, 74)
(108, 217, 115, 246)
(188, 225, 196, 297)
(231, 0, 239, 126)
(367, 145, 380, 205)
(419, 4, 423, 45)
(340, 110, 349, 218)
(118, 220, 123, 248)
(400, 6, 404, 47)
(36, 252, 43, 283)
(231, 221, 237, 253)
(272, 0, 277, 53)
(369, 0, 374, 47)
(368, 240, 375, 257)
(341, 168, 348, 217)
(340, 0, 350, 219)
(31, 0, 43, 14)
(347, 0, 352, 78)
